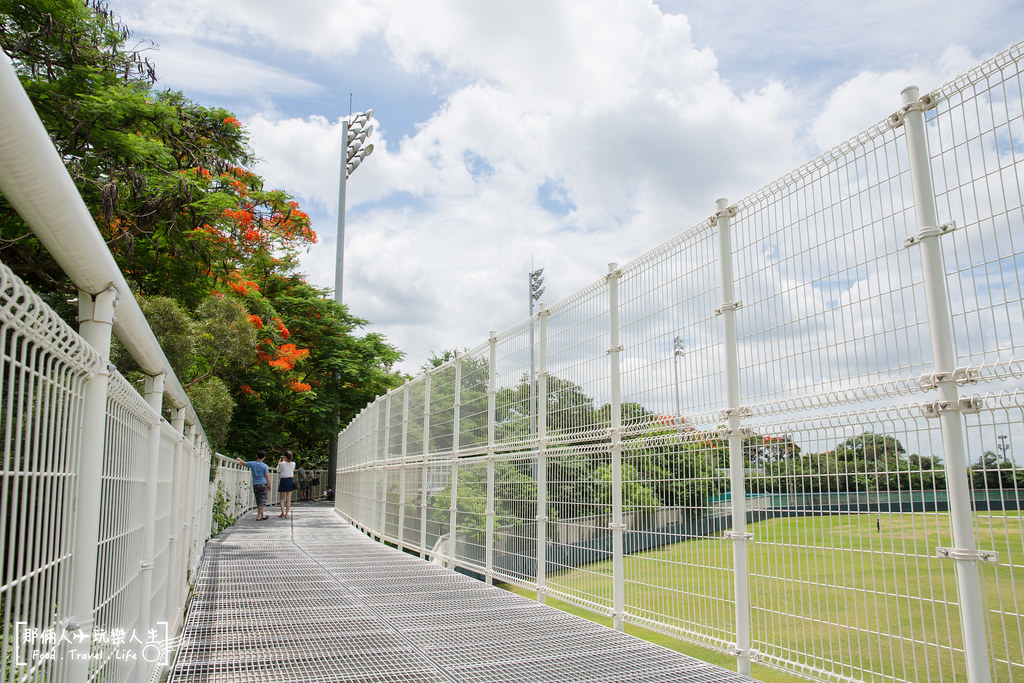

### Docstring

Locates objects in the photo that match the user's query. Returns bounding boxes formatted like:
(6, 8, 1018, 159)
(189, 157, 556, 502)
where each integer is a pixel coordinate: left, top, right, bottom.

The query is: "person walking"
(277, 450, 297, 518)
(236, 450, 271, 520)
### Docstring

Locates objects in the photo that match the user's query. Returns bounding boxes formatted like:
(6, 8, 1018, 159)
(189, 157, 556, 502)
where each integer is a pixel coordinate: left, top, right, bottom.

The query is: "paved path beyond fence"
(168, 504, 752, 682)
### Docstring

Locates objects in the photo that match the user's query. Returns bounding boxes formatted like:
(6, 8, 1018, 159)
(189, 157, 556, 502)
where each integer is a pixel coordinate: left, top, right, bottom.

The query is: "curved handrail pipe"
(0, 54, 197, 422)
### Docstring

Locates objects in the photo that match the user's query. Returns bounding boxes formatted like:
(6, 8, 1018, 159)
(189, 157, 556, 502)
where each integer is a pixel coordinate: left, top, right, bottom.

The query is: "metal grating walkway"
(168, 505, 754, 682)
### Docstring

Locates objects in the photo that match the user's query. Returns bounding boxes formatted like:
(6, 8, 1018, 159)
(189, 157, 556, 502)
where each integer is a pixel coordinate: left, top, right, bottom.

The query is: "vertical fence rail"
(337, 42, 1024, 683)
(900, 84, 994, 683)
(536, 304, 549, 603)
(715, 198, 754, 676)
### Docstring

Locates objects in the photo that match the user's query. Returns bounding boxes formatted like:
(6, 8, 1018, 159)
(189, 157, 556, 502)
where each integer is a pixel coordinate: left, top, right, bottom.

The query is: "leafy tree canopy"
(0, 0, 405, 464)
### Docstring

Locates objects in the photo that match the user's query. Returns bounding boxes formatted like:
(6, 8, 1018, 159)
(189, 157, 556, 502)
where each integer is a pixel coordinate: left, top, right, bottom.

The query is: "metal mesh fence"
(0, 260, 225, 683)
(0, 264, 100, 683)
(338, 41, 1024, 682)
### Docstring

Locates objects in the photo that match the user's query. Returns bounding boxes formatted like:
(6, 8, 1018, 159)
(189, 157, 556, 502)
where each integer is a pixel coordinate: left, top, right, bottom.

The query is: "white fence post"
(449, 357, 462, 566)
(607, 265, 625, 632)
(421, 373, 431, 557)
(166, 407, 186, 632)
(899, 85, 992, 683)
(64, 286, 117, 683)
(715, 197, 753, 676)
(398, 382, 409, 551)
(137, 372, 165, 683)
(536, 305, 549, 604)
(379, 391, 391, 541)
(486, 331, 497, 584)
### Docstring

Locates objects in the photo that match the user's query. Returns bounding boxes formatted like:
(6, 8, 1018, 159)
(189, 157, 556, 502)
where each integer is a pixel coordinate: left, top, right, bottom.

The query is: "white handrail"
(0, 54, 197, 420)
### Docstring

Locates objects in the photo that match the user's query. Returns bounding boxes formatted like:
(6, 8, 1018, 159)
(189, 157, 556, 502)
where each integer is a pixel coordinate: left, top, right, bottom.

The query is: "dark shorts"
(253, 483, 269, 507)
(279, 477, 295, 493)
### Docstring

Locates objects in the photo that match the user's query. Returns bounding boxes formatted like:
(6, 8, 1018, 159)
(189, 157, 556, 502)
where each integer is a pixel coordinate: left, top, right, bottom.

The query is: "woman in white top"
(277, 451, 297, 518)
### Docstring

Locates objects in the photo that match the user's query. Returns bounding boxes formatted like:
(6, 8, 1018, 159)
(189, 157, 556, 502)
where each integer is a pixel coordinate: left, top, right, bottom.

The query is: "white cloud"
(108, 0, 1023, 374)
(143, 40, 321, 99)
(120, 0, 385, 56)
(809, 46, 982, 151)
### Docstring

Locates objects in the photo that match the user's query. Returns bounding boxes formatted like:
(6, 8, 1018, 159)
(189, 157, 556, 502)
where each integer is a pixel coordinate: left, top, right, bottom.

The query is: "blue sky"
(111, 0, 1024, 374)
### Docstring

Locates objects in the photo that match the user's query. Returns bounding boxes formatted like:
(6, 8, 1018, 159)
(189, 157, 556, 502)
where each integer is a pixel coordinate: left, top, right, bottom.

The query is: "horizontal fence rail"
(337, 42, 1024, 682)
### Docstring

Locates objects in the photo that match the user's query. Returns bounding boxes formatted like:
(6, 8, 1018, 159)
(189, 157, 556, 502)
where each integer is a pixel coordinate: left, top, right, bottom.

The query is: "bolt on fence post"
(399, 382, 409, 551)
(716, 198, 753, 676)
(900, 85, 992, 683)
(486, 331, 498, 584)
(607, 264, 626, 632)
(536, 305, 549, 603)
(421, 373, 431, 557)
(137, 372, 164, 683)
(64, 286, 117, 683)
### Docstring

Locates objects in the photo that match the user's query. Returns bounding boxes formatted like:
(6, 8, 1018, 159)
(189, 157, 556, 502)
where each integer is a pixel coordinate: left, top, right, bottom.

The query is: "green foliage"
(430, 462, 538, 544)
(970, 452, 1023, 488)
(210, 481, 235, 536)
(0, 0, 405, 464)
(188, 377, 235, 452)
(111, 294, 194, 378)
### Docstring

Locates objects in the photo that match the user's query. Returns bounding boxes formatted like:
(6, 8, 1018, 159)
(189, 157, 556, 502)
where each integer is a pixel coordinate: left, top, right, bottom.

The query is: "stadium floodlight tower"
(335, 109, 374, 304)
(529, 267, 545, 476)
(330, 109, 373, 492)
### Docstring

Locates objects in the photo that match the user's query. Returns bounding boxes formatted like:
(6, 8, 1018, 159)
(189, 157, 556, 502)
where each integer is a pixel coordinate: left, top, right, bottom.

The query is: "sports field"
(501, 511, 1024, 682)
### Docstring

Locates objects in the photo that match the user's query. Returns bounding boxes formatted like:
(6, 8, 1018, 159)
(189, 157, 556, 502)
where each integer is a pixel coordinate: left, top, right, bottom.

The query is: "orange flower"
(273, 317, 290, 339)
(247, 315, 264, 329)
(289, 381, 312, 392)
(223, 116, 241, 128)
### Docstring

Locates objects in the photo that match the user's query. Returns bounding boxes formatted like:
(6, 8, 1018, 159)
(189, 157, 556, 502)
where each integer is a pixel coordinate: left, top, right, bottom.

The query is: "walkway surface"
(168, 504, 753, 683)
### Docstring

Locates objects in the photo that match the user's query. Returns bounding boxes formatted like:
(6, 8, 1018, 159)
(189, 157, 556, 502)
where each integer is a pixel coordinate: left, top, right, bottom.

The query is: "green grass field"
(500, 511, 1024, 682)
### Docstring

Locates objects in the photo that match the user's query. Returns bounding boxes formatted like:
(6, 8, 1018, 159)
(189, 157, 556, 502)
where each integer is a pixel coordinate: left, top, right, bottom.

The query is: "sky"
(109, 0, 1024, 375)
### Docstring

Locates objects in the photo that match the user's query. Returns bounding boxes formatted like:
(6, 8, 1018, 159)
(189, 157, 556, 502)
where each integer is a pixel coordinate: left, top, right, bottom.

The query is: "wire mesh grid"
(0, 264, 100, 683)
(169, 507, 754, 682)
(334, 42, 1024, 682)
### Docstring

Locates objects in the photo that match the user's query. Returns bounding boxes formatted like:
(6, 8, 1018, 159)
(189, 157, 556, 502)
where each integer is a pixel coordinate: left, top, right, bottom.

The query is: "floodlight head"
(531, 286, 545, 301)
(348, 126, 373, 148)
(532, 267, 544, 278)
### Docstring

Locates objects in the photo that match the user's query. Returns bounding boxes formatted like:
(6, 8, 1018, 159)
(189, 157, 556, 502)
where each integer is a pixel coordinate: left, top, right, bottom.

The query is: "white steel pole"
(65, 286, 117, 683)
(673, 342, 684, 430)
(449, 357, 462, 568)
(398, 383, 409, 551)
(165, 408, 186, 633)
(137, 372, 165, 683)
(421, 373, 431, 558)
(486, 331, 497, 584)
(901, 85, 992, 683)
(182, 424, 196, 578)
(529, 273, 537, 480)
(336, 119, 349, 303)
(716, 197, 753, 676)
(536, 305, 549, 604)
(379, 392, 391, 541)
(607, 263, 626, 632)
